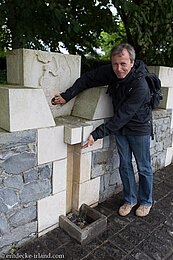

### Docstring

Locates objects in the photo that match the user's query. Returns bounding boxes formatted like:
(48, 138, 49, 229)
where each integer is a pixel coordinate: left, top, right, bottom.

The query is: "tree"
(98, 20, 127, 60)
(111, 0, 173, 66)
(0, 0, 172, 69)
(0, 0, 113, 55)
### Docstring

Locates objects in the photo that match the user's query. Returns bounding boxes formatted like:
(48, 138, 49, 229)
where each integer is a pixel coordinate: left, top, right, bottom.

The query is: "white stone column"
(149, 66, 173, 165)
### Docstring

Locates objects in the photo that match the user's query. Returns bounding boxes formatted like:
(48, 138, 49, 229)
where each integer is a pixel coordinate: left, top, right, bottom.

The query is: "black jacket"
(61, 60, 152, 141)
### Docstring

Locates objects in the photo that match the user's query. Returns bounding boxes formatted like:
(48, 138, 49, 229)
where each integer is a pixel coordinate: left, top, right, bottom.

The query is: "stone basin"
(59, 203, 107, 245)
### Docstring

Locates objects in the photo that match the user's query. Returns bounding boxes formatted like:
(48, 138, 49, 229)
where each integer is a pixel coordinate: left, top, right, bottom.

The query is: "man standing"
(52, 43, 153, 217)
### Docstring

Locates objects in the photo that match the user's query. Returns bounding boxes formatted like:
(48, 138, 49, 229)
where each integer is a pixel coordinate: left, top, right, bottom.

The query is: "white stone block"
(165, 147, 173, 166)
(72, 86, 114, 120)
(38, 126, 67, 165)
(73, 152, 91, 184)
(37, 191, 66, 232)
(6, 49, 23, 85)
(38, 223, 59, 237)
(159, 87, 173, 109)
(148, 66, 173, 87)
(64, 126, 82, 145)
(0, 85, 55, 132)
(82, 125, 94, 145)
(55, 116, 93, 145)
(53, 159, 67, 194)
(6, 49, 81, 118)
(73, 177, 100, 211)
(55, 116, 83, 145)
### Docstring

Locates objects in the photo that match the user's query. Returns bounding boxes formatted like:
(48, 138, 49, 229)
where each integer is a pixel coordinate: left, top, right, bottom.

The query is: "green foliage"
(112, 0, 173, 66)
(0, 0, 172, 69)
(0, 70, 7, 83)
(98, 21, 127, 60)
(0, 0, 114, 57)
(81, 56, 110, 74)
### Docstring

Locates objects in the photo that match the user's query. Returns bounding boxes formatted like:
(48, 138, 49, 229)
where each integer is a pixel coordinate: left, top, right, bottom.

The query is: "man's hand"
(51, 94, 66, 106)
(81, 135, 95, 149)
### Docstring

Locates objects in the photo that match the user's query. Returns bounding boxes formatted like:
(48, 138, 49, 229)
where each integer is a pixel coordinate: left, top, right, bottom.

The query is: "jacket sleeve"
(60, 65, 112, 102)
(91, 78, 149, 140)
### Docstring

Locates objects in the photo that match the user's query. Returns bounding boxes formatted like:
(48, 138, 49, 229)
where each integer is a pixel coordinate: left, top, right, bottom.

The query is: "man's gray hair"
(110, 43, 136, 62)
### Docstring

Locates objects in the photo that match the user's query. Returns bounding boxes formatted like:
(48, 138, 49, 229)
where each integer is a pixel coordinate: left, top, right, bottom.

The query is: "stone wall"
(0, 108, 172, 256)
(0, 130, 38, 254)
(0, 126, 68, 256)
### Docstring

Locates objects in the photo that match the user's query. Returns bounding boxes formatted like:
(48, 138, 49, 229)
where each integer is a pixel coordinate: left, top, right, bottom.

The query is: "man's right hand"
(51, 94, 66, 106)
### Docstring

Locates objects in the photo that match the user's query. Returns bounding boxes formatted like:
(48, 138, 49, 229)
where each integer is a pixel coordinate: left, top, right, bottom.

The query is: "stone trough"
(59, 204, 107, 245)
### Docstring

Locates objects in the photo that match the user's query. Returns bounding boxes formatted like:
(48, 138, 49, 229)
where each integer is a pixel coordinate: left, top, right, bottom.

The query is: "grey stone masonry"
(152, 109, 172, 173)
(0, 128, 36, 149)
(20, 180, 51, 203)
(38, 163, 52, 179)
(0, 222, 37, 249)
(23, 168, 38, 183)
(92, 134, 124, 203)
(0, 215, 9, 235)
(0, 188, 19, 213)
(8, 206, 36, 228)
(0, 128, 53, 256)
(4, 175, 23, 190)
(0, 152, 36, 174)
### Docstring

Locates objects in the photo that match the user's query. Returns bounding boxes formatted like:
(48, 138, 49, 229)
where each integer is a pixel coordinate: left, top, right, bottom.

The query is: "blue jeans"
(115, 132, 153, 206)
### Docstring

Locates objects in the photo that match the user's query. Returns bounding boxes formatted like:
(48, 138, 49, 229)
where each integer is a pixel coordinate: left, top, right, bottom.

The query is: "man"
(52, 43, 153, 217)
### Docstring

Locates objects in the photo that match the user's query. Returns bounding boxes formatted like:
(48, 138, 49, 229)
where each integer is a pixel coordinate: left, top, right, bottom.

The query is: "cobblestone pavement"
(3, 164, 173, 260)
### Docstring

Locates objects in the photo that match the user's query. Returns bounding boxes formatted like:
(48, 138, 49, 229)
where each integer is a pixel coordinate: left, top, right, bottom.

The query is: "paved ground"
(3, 164, 173, 260)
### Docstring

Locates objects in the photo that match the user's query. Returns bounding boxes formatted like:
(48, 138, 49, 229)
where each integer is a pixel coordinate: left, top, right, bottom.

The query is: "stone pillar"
(55, 83, 114, 213)
(37, 125, 68, 236)
(149, 66, 173, 165)
(66, 144, 74, 213)
(72, 144, 101, 213)
(55, 116, 104, 213)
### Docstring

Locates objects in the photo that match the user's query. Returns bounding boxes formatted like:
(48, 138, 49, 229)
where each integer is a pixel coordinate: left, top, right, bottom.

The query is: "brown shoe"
(136, 205, 152, 217)
(119, 203, 137, 216)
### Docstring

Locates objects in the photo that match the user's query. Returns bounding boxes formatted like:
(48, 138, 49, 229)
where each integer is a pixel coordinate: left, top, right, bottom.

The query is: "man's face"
(111, 49, 134, 79)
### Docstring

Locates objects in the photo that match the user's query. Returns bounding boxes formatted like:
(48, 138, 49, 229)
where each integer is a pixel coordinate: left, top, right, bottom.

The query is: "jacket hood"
(133, 59, 147, 78)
